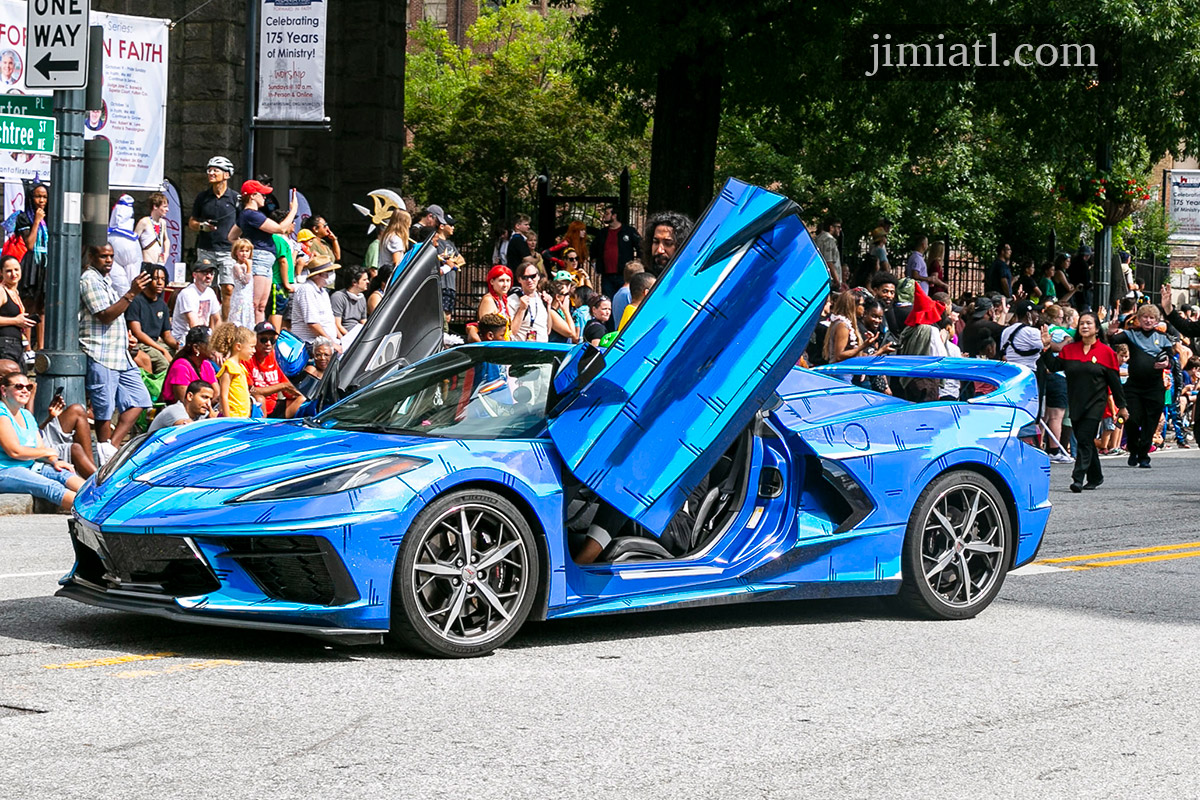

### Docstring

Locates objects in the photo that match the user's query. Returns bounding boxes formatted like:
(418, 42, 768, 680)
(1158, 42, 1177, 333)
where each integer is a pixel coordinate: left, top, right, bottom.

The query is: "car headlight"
(94, 433, 150, 486)
(229, 455, 429, 503)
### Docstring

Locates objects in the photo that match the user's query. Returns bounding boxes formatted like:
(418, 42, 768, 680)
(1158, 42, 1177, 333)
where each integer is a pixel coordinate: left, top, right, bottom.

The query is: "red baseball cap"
(240, 179, 272, 196)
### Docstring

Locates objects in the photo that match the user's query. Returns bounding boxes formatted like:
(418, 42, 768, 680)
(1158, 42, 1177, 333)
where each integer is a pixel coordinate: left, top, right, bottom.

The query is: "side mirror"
(552, 342, 606, 397)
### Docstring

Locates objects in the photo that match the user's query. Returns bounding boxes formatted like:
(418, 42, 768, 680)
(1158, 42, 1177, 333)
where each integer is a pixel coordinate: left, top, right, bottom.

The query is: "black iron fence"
(944, 245, 986, 298)
(450, 172, 644, 323)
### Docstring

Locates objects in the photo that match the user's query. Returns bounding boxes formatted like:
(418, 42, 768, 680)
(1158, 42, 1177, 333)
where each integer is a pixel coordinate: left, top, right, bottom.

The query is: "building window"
(424, 0, 448, 25)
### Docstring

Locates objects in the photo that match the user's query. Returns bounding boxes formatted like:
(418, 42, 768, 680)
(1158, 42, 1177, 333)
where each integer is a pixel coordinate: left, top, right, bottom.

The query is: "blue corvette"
(60, 179, 1051, 657)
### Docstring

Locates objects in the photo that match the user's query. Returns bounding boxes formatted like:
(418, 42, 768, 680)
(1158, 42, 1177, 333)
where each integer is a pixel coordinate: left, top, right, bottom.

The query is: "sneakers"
(1049, 452, 1074, 464)
(95, 441, 117, 466)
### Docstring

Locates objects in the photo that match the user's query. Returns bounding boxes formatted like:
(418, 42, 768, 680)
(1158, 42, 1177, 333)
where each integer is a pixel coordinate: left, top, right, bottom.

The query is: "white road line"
(1009, 563, 1066, 576)
(0, 569, 67, 579)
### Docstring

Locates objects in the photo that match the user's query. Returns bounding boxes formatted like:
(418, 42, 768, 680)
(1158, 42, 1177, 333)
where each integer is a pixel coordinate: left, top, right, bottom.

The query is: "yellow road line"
(1037, 541, 1200, 564)
(1056, 550, 1200, 571)
(43, 652, 177, 670)
(111, 659, 242, 679)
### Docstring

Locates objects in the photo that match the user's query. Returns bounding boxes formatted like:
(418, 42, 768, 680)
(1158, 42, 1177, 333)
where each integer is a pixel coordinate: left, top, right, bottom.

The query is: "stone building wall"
(92, 0, 407, 262)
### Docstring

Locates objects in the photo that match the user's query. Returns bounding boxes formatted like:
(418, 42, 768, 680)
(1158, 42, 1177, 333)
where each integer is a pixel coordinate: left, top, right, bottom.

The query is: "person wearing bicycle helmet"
(189, 155, 240, 318)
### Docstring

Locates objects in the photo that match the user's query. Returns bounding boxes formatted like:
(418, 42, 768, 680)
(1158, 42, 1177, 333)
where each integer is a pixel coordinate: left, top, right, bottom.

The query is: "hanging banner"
(1167, 170, 1200, 244)
(162, 178, 182, 270)
(257, 0, 327, 122)
(0, 2, 168, 190)
(82, 12, 169, 190)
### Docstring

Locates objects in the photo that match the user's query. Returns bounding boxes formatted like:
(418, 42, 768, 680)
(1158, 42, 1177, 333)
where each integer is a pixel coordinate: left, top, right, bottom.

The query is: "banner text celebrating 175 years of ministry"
(257, 0, 327, 122)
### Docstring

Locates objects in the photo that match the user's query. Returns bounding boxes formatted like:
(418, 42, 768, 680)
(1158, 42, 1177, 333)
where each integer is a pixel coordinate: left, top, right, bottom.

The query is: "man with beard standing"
(591, 205, 641, 299)
(79, 244, 152, 455)
(643, 211, 693, 276)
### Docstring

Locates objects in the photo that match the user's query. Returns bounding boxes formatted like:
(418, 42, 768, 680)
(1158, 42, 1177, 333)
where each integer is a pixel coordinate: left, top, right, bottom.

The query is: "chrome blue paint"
(62, 180, 1050, 642)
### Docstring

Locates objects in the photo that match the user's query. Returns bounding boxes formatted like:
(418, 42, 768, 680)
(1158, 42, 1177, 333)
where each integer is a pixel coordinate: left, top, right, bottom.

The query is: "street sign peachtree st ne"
(0, 114, 57, 155)
(0, 96, 54, 117)
(25, 0, 91, 90)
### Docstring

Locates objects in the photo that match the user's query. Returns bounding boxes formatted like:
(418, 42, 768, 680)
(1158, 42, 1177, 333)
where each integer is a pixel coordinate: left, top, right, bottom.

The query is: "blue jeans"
(0, 461, 71, 506)
(252, 249, 275, 278)
(1166, 397, 1186, 444)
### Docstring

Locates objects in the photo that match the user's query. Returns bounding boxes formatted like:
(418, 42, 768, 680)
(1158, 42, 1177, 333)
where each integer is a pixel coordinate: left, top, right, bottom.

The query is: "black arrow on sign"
(34, 53, 79, 80)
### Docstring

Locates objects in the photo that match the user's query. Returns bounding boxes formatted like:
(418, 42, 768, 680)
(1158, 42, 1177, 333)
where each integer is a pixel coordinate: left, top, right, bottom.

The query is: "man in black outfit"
(506, 214, 533, 270)
(591, 205, 641, 299)
(959, 297, 1006, 357)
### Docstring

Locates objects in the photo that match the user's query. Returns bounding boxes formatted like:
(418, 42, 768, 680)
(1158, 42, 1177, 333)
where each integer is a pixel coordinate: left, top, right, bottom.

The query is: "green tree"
(576, 0, 1200, 262)
(404, 1, 645, 248)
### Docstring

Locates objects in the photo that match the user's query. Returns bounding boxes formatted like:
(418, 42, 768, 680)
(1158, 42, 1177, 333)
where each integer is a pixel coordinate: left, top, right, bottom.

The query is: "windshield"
(313, 346, 560, 439)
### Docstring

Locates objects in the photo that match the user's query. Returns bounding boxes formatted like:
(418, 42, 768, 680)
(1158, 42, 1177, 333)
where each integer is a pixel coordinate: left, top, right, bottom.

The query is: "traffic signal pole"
(34, 87, 85, 420)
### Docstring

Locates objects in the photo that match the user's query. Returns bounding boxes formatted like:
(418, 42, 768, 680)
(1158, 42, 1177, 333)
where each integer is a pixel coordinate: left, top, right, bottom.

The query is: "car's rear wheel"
(388, 489, 538, 657)
(896, 471, 1012, 620)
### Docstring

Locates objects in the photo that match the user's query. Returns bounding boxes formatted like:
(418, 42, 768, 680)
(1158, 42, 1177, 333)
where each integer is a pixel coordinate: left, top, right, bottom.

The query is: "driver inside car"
(572, 474, 711, 564)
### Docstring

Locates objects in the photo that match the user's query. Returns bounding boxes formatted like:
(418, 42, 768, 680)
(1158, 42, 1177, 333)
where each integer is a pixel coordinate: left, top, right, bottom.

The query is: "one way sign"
(25, 0, 90, 89)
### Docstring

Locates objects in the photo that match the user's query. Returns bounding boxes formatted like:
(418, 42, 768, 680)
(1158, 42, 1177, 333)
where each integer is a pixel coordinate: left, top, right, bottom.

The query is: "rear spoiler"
(813, 356, 1039, 421)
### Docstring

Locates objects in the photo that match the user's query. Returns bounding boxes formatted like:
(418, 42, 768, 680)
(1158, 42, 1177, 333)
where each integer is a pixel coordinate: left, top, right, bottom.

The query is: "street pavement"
(1, 449, 1199, 798)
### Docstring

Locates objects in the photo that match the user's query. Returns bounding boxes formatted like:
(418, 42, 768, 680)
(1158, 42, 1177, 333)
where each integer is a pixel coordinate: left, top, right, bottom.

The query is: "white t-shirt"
(171, 283, 219, 342)
(941, 339, 962, 398)
(507, 292, 549, 342)
(382, 233, 407, 265)
(1000, 322, 1043, 371)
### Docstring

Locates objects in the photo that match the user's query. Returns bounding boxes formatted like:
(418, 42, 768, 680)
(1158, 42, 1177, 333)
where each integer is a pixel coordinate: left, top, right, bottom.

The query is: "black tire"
(895, 471, 1013, 620)
(388, 489, 539, 657)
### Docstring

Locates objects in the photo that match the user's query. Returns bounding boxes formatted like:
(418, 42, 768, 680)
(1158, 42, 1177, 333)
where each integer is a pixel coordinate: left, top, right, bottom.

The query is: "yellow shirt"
(618, 303, 639, 331)
(217, 358, 252, 418)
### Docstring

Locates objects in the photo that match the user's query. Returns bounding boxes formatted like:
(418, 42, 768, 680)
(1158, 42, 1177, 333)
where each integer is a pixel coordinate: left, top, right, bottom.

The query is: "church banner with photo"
(257, 0, 327, 122)
(0, 1, 168, 190)
(1167, 170, 1200, 244)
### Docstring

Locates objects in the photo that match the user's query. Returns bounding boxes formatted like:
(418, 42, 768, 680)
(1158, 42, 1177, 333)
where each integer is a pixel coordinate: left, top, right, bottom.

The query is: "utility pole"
(35, 86, 85, 419)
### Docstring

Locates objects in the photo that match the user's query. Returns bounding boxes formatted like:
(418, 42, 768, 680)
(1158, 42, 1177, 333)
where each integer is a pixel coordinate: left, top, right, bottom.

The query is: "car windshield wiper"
(325, 421, 425, 435)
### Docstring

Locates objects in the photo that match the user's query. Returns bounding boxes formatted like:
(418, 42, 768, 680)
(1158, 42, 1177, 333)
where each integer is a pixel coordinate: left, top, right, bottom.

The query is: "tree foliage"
(404, 1, 646, 245)
(575, 0, 1200, 259)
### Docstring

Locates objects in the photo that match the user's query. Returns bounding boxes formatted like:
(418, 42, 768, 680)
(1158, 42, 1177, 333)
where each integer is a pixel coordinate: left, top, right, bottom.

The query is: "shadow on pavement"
(0, 594, 393, 663)
(506, 596, 904, 651)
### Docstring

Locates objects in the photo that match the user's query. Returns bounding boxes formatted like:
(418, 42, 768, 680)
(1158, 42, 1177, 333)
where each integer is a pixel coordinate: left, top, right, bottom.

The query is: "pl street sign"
(0, 114, 57, 155)
(25, 0, 90, 90)
(0, 95, 54, 117)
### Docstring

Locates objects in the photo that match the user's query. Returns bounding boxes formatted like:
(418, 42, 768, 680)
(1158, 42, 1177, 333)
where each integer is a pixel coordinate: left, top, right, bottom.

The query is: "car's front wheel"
(389, 489, 539, 657)
(896, 471, 1012, 620)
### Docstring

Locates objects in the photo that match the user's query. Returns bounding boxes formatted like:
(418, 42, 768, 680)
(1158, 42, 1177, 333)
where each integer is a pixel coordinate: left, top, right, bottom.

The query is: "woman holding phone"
(233, 179, 297, 324)
(0, 255, 33, 363)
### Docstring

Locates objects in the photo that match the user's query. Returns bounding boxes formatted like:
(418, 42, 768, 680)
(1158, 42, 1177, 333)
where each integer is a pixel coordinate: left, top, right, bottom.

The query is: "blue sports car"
(60, 179, 1051, 657)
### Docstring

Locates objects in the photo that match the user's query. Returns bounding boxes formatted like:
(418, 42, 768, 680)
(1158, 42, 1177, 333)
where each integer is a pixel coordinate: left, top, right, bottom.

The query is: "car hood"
(130, 419, 436, 490)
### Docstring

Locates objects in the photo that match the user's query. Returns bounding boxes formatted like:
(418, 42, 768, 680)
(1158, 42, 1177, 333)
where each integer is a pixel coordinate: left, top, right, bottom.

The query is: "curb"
(0, 494, 33, 515)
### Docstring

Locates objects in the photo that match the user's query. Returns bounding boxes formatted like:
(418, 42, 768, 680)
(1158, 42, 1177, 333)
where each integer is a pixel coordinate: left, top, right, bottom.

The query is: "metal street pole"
(244, 0, 258, 180)
(35, 87, 86, 419)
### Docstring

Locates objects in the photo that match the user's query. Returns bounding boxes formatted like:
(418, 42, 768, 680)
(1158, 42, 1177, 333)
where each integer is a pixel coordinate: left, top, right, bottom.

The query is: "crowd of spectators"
(810, 219, 1199, 493)
(2, 160, 1196, 509)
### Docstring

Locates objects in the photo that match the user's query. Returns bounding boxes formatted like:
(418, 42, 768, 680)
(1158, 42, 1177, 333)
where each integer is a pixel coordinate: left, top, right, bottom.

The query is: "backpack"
(274, 329, 309, 377)
(1, 231, 27, 262)
(1000, 323, 1042, 360)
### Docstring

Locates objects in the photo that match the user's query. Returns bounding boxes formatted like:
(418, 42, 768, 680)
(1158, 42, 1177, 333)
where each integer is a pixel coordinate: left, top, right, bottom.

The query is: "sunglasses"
(521, 274, 539, 280)
(6, 382, 31, 390)
(566, 256, 579, 262)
